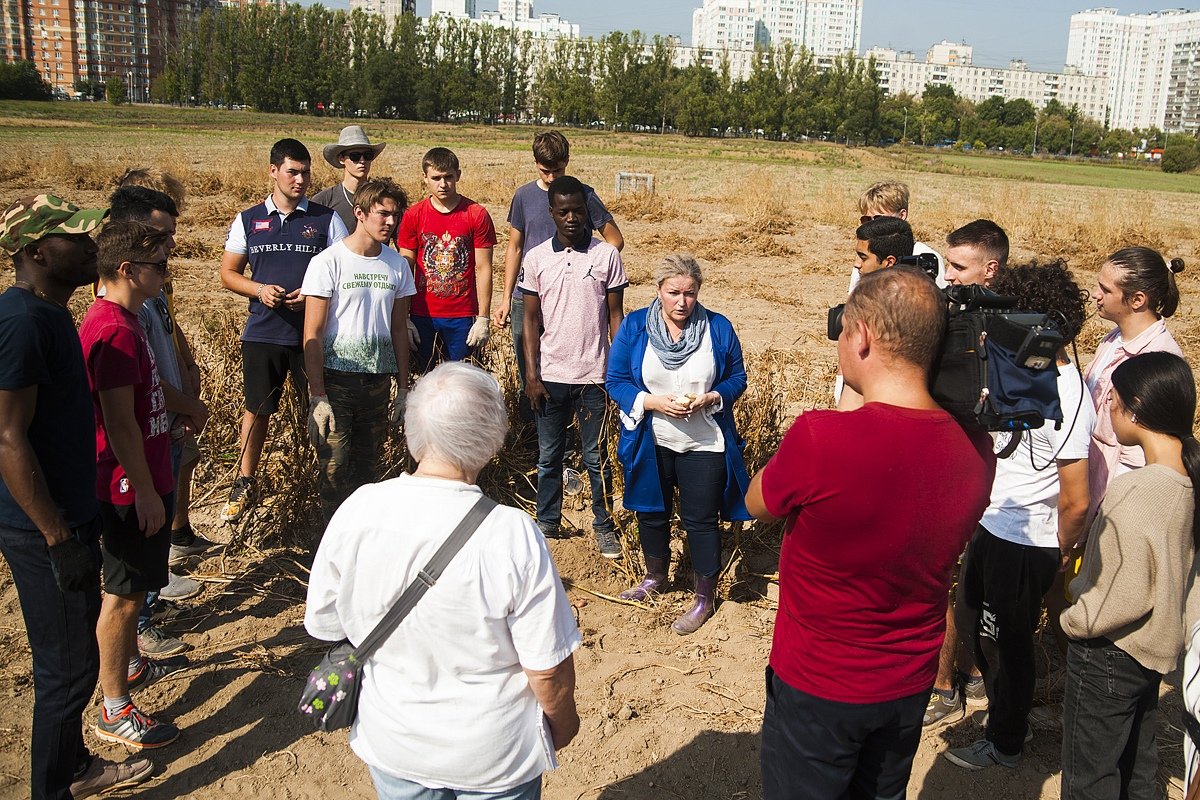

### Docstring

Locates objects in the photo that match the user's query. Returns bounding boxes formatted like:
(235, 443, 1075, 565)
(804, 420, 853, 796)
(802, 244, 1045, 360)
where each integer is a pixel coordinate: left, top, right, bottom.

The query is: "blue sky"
(364, 2, 1189, 71)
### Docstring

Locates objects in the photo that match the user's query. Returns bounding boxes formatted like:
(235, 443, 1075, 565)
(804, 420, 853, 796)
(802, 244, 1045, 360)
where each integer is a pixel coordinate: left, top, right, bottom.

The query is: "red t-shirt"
(397, 196, 497, 318)
(760, 403, 995, 704)
(79, 298, 174, 505)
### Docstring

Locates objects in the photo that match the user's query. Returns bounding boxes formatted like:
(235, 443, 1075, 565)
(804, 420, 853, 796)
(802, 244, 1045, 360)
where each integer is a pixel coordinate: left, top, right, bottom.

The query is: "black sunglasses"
(130, 259, 169, 276)
(343, 150, 376, 163)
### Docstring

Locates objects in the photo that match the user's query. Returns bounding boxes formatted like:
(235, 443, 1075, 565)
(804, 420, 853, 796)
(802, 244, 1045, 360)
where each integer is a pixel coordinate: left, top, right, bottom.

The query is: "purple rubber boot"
(671, 572, 718, 635)
(619, 555, 669, 602)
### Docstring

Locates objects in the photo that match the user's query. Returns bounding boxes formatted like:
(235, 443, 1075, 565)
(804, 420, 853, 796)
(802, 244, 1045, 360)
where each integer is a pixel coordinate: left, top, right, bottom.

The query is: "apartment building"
(689, 0, 861, 79)
(1067, 7, 1200, 131)
(347, 0, 412, 27)
(866, 45, 1109, 123)
(0, 0, 212, 99)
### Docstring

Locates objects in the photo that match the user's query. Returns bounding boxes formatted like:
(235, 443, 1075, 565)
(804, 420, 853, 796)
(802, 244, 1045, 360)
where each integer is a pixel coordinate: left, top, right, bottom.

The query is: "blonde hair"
(858, 181, 910, 216)
(654, 253, 703, 288)
(116, 167, 186, 212)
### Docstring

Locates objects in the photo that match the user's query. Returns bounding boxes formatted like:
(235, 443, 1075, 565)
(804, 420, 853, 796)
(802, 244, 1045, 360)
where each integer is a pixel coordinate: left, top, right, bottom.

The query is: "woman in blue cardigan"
(606, 254, 752, 635)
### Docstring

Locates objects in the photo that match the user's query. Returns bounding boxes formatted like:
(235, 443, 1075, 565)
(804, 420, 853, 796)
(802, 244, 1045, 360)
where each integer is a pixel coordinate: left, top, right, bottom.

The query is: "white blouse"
(635, 327, 725, 453)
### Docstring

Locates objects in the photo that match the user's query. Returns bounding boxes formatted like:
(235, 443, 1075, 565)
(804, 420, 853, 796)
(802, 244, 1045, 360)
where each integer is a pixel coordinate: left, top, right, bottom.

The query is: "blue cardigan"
(605, 307, 752, 521)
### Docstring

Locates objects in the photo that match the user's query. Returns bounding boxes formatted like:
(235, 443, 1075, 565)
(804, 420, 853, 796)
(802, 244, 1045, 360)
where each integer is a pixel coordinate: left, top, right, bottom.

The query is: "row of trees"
(147, 6, 1187, 158)
(0, 61, 52, 101)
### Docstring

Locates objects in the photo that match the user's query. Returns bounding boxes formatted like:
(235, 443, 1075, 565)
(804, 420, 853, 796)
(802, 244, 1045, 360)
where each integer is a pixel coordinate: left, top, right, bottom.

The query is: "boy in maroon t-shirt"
(746, 268, 995, 799)
(397, 147, 497, 371)
(80, 220, 182, 751)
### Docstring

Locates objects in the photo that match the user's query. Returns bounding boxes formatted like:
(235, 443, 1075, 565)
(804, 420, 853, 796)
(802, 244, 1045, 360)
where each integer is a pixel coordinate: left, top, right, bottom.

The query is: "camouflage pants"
(314, 370, 391, 519)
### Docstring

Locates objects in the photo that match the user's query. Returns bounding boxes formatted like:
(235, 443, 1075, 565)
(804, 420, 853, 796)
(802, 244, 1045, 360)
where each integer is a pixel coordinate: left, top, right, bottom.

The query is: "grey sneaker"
(159, 572, 202, 601)
(964, 675, 988, 707)
(923, 688, 965, 729)
(943, 738, 1021, 770)
(127, 654, 188, 693)
(95, 704, 179, 750)
(169, 532, 221, 565)
(138, 625, 189, 658)
(70, 755, 154, 798)
(595, 528, 621, 559)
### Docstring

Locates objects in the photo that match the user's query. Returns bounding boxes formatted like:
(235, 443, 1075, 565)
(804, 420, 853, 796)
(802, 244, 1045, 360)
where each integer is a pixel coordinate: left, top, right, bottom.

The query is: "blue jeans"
(1061, 638, 1161, 800)
(535, 381, 613, 534)
(0, 517, 101, 800)
(368, 769, 541, 800)
(412, 315, 474, 372)
(635, 447, 726, 577)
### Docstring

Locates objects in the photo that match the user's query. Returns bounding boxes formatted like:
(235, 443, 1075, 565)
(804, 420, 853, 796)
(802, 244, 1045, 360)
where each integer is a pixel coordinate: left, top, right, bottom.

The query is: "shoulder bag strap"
(354, 495, 497, 661)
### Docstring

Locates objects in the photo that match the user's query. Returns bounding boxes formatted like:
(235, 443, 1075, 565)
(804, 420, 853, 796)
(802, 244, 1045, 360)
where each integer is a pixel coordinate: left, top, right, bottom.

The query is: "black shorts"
(242, 341, 307, 415)
(99, 493, 174, 596)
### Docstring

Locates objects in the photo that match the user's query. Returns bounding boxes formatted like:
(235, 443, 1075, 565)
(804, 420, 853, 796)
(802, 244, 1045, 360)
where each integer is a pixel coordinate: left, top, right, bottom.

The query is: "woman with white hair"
(304, 361, 581, 800)
(606, 254, 752, 635)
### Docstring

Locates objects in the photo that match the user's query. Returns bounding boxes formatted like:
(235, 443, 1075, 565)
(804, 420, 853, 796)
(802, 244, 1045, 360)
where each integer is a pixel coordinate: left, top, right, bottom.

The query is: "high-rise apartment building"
(0, 0, 212, 99)
(689, 0, 861, 79)
(430, 0, 475, 18)
(347, 0, 412, 25)
(1067, 7, 1200, 131)
(498, 0, 531, 22)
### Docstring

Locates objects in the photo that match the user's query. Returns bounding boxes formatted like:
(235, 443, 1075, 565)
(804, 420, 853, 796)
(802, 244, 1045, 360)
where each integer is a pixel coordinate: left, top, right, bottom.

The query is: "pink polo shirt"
(1084, 318, 1183, 524)
(518, 236, 627, 385)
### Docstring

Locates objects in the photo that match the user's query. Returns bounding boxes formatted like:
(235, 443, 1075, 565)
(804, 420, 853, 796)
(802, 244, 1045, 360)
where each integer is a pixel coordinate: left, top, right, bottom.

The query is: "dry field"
(0, 104, 1199, 799)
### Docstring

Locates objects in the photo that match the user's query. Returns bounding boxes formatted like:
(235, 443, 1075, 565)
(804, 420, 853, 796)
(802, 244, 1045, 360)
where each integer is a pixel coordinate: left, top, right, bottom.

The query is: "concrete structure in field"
(1067, 7, 1200, 132)
(347, 0, 413, 26)
(688, 0, 863, 80)
(865, 45, 1109, 123)
(0, 0, 213, 99)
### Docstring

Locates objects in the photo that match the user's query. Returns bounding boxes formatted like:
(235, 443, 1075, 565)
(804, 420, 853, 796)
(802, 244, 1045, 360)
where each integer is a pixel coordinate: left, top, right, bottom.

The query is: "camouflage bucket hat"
(0, 194, 107, 255)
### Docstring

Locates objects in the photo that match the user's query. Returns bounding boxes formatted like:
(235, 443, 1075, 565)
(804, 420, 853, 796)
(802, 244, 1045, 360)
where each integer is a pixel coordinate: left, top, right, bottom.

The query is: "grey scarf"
(646, 298, 708, 371)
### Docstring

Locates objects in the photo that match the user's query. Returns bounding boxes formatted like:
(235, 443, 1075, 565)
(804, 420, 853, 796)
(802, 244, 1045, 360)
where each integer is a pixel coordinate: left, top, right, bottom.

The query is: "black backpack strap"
(354, 495, 497, 661)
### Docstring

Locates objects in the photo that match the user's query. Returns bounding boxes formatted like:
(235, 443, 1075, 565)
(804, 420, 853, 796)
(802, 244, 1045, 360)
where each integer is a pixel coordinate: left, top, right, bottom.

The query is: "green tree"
(105, 76, 128, 105)
(0, 61, 52, 100)
(1162, 140, 1199, 173)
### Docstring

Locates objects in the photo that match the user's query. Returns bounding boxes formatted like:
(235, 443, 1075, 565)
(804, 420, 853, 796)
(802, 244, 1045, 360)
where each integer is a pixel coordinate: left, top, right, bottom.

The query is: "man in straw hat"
(0, 196, 155, 797)
(313, 125, 387, 233)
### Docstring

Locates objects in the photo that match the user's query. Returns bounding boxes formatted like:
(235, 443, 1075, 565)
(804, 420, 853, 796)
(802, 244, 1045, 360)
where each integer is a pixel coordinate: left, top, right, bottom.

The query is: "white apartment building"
(498, 0, 532, 22)
(927, 40, 972, 67)
(866, 46, 1109, 123)
(430, 0, 476, 19)
(478, 9, 579, 39)
(348, 0, 412, 26)
(1067, 7, 1200, 131)
(690, 0, 862, 79)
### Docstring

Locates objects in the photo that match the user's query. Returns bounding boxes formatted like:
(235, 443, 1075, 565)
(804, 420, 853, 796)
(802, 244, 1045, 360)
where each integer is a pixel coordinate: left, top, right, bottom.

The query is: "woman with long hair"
(1061, 351, 1199, 799)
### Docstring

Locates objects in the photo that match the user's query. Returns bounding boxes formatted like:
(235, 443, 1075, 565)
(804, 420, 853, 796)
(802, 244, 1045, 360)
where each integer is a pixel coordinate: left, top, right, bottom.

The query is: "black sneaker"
(594, 527, 621, 559)
(127, 655, 188, 693)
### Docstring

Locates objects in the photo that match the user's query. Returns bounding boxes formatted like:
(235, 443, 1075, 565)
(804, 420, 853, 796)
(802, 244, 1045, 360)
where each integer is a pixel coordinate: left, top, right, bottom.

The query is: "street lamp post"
(902, 106, 908, 143)
(1032, 117, 1040, 156)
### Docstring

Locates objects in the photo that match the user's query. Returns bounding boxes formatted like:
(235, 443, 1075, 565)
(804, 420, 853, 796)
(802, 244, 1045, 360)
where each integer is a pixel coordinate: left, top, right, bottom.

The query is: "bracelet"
(255, 284, 266, 302)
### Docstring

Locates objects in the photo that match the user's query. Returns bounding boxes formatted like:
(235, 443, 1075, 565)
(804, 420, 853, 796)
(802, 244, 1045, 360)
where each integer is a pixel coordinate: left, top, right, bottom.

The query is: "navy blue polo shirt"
(225, 196, 346, 346)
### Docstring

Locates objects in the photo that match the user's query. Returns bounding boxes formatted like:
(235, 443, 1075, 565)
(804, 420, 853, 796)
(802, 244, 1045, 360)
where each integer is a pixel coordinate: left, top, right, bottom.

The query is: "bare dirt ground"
(0, 110, 1199, 799)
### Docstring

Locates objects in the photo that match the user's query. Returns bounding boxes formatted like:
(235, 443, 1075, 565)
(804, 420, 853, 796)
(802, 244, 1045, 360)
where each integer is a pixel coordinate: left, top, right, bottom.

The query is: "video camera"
(828, 280, 1065, 438)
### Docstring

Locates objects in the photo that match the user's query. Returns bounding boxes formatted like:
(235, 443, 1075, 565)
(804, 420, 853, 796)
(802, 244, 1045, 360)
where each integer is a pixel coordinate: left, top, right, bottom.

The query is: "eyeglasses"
(859, 214, 883, 224)
(130, 259, 170, 276)
(343, 150, 376, 163)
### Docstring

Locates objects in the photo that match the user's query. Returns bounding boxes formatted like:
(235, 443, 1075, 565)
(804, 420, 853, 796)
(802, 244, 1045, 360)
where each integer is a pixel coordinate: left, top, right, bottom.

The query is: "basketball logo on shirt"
(118, 477, 130, 495)
(419, 232, 471, 299)
(582, 264, 600, 282)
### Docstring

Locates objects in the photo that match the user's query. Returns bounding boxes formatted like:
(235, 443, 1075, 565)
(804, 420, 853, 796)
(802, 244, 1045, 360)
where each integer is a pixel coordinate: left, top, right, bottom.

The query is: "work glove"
(466, 316, 491, 348)
(308, 395, 336, 447)
(390, 377, 407, 425)
(407, 318, 420, 350)
(48, 537, 98, 593)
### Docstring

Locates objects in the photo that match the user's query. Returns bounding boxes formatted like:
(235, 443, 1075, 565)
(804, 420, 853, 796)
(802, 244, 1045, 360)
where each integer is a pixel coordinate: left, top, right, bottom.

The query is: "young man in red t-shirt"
(397, 147, 497, 371)
(746, 267, 995, 799)
(81, 220, 182, 751)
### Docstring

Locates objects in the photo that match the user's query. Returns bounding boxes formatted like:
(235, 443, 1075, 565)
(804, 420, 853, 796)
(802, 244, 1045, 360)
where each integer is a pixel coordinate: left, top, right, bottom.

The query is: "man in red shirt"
(81, 220, 182, 752)
(746, 267, 995, 799)
(397, 147, 496, 370)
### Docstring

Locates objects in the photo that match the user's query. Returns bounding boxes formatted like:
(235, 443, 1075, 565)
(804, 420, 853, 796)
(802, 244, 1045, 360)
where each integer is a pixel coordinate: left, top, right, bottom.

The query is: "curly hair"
(988, 258, 1088, 343)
